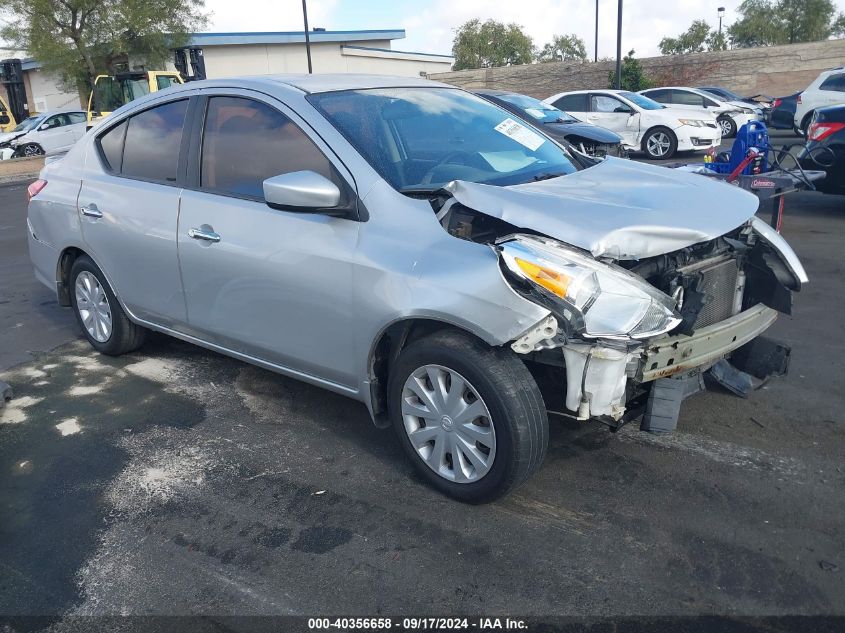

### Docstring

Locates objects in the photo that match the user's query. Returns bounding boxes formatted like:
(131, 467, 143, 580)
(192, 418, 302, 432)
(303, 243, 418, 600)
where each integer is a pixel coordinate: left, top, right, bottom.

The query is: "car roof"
(473, 89, 512, 97)
(180, 73, 454, 94)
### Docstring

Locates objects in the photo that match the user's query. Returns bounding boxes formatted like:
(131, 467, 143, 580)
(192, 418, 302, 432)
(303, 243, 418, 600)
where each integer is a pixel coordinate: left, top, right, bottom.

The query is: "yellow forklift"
(86, 47, 206, 127)
(1, 58, 26, 133)
(0, 95, 17, 133)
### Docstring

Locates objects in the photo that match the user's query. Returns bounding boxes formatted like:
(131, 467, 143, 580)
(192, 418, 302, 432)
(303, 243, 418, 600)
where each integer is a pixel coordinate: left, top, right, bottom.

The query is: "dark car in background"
(474, 89, 625, 158)
(698, 85, 773, 110)
(799, 104, 845, 195)
(768, 92, 801, 131)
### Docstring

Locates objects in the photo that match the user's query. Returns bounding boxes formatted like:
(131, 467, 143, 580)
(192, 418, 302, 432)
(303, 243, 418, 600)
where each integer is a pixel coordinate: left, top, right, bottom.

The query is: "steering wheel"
(421, 150, 477, 184)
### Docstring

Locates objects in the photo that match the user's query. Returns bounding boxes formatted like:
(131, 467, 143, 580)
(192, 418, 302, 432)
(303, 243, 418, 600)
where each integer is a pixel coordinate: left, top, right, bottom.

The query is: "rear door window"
(199, 96, 337, 199)
(68, 112, 87, 124)
(551, 93, 588, 112)
(671, 90, 705, 107)
(644, 89, 670, 103)
(120, 99, 188, 183)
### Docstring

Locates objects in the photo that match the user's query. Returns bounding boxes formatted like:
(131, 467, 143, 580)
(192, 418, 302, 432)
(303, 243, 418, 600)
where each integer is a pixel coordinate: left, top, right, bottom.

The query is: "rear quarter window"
(97, 120, 127, 172)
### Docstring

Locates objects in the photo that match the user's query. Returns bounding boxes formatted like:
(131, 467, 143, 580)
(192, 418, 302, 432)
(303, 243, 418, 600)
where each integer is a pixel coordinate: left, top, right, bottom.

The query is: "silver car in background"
(27, 75, 807, 502)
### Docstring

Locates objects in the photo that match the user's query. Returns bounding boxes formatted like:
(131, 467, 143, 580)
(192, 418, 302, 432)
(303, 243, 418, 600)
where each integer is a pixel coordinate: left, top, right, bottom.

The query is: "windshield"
(700, 90, 727, 103)
(494, 93, 578, 123)
(12, 116, 44, 133)
(308, 88, 579, 192)
(619, 91, 664, 110)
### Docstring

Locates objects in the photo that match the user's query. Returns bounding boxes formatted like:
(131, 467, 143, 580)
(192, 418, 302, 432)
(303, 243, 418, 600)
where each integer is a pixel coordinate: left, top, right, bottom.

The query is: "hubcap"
(24, 145, 42, 156)
(401, 364, 496, 484)
(74, 271, 112, 343)
(719, 119, 732, 136)
(646, 132, 671, 157)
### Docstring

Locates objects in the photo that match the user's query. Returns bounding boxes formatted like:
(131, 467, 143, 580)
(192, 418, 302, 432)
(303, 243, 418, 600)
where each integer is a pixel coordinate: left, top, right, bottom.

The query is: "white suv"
(795, 67, 845, 135)
(544, 89, 720, 159)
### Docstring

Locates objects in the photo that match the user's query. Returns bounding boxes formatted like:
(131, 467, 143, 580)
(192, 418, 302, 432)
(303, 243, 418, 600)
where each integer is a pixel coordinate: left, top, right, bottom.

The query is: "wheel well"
(801, 111, 815, 131)
(56, 247, 86, 306)
(640, 125, 675, 149)
(367, 318, 484, 428)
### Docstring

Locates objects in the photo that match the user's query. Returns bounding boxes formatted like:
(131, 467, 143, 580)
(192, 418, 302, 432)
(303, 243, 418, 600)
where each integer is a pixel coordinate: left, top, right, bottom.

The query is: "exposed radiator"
(693, 257, 742, 328)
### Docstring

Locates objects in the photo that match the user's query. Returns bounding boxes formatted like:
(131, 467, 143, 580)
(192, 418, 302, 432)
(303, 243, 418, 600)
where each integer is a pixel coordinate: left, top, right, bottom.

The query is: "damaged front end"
(423, 174, 807, 433)
(495, 218, 806, 432)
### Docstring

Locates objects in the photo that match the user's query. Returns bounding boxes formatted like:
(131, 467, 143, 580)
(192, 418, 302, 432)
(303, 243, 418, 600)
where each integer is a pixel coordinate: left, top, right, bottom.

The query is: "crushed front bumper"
(639, 304, 778, 383)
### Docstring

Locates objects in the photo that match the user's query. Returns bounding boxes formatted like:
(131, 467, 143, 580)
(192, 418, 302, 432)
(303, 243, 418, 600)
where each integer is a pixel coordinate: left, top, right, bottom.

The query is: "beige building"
(3, 29, 454, 115)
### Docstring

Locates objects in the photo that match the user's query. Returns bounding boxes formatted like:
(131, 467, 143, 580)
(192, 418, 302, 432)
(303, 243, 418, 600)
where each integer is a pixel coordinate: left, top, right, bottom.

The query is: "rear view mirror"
(263, 171, 341, 211)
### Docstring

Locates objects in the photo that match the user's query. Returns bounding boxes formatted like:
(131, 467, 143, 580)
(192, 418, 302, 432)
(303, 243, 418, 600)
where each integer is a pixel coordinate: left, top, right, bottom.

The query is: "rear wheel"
(718, 116, 737, 138)
(69, 255, 145, 355)
(641, 127, 677, 160)
(388, 330, 548, 503)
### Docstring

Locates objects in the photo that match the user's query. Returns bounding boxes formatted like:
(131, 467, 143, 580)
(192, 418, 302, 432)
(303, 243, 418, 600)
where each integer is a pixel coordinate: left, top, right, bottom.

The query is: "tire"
(69, 255, 145, 355)
(388, 329, 548, 503)
(798, 112, 814, 138)
(641, 127, 678, 160)
(717, 116, 737, 138)
(20, 143, 44, 157)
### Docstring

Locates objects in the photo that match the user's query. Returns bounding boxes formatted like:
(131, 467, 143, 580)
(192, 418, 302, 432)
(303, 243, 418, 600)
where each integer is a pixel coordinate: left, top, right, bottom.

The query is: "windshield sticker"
(494, 118, 545, 151)
(524, 108, 545, 120)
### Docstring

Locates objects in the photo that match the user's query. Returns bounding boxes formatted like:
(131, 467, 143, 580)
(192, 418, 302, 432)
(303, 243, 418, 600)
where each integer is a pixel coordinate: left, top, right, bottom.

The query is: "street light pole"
(595, 0, 599, 62)
(718, 6, 726, 35)
(302, 0, 313, 74)
(614, 0, 622, 89)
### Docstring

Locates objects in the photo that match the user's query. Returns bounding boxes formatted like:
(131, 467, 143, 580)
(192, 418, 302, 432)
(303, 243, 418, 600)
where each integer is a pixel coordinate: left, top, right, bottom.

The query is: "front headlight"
(678, 119, 706, 127)
(497, 234, 681, 340)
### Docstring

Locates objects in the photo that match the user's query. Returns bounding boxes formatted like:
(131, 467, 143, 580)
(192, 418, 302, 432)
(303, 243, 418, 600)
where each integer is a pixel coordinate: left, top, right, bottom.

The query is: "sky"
(203, 0, 845, 58)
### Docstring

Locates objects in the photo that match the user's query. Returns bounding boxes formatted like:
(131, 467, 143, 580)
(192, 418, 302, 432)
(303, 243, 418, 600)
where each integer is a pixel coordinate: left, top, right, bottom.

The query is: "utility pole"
(594, 0, 599, 62)
(718, 6, 726, 34)
(614, 0, 622, 89)
(302, 0, 313, 74)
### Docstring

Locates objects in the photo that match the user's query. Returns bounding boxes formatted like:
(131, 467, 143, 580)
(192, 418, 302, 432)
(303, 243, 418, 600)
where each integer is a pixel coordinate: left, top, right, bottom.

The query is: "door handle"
(188, 227, 221, 243)
(80, 205, 102, 218)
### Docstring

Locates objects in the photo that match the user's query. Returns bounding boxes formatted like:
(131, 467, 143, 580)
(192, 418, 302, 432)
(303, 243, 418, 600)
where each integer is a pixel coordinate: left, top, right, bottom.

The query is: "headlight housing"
(678, 119, 708, 127)
(497, 234, 681, 340)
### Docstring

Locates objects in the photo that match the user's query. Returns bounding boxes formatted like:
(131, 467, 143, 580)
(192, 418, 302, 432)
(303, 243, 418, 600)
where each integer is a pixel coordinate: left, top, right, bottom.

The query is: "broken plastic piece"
(730, 335, 791, 379)
(510, 315, 559, 354)
(708, 359, 755, 398)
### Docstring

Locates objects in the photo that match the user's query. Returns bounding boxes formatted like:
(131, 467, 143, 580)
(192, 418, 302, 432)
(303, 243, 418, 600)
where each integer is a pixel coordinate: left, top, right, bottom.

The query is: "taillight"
(27, 179, 47, 201)
(797, 95, 802, 104)
(773, 98, 782, 108)
(808, 122, 845, 142)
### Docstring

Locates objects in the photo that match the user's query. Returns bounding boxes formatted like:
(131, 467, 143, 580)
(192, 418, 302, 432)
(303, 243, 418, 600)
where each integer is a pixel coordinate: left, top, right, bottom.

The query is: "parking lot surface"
(1, 140, 844, 618)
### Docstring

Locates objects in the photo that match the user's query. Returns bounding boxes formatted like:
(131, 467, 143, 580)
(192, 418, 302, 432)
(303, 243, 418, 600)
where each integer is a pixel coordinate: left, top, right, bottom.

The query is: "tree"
(0, 0, 208, 92)
(608, 50, 653, 91)
(728, 0, 844, 47)
(451, 19, 534, 70)
(659, 19, 731, 54)
(659, 20, 712, 55)
(537, 34, 588, 63)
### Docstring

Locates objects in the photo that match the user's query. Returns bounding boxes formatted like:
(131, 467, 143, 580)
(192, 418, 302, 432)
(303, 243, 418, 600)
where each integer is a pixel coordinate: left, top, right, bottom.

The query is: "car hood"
(542, 121, 622, 144)
(0, 131, 22, 144)
(444, 157, 759, 260)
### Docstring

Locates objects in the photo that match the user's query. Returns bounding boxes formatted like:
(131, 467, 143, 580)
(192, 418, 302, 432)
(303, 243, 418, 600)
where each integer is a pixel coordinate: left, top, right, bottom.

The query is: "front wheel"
(19, 143, 44, 157)
(718, 116, 737, 138)
(641, 127, 678, 160)
(388, 330, 548, 503)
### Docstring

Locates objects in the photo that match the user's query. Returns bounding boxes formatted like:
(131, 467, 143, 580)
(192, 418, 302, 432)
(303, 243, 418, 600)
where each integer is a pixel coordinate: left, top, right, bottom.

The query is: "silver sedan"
(27, 74, 807, 502)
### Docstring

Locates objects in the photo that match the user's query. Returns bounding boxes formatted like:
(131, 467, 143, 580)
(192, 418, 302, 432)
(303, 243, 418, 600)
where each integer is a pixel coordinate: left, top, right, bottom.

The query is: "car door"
(77, 97, 190, 327)
(34, 114, 76, 153)
(586, 93, 639, 146)
(176, 92, 361, 387)
(66, 112, 89, 141)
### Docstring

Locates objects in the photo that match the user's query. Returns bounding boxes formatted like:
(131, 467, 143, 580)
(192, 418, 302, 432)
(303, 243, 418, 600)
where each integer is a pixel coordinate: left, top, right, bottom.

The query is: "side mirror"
(263, 171, 342, 213)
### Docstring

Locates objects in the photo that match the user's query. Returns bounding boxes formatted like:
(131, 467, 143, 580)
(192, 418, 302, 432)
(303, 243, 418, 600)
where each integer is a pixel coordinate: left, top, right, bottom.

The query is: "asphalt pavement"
(1, 139, 844, 621)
